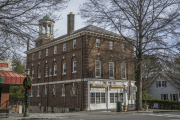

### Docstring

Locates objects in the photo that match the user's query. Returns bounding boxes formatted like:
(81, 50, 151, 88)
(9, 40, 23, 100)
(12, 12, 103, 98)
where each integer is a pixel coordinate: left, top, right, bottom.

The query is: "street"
(1, 111, 180, 120)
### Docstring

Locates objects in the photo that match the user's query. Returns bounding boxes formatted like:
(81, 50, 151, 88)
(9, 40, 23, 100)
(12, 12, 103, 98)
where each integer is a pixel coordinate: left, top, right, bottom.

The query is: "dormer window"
(96, 39, 100, 47)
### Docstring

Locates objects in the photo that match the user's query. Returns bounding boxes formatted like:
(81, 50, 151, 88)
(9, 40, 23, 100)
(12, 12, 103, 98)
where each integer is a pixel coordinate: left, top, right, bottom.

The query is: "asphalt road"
(8, 112, 180, 120)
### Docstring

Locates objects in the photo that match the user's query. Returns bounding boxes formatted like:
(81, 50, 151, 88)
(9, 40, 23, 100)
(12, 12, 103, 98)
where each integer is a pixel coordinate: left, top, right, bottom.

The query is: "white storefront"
(86, 78, 137, 110)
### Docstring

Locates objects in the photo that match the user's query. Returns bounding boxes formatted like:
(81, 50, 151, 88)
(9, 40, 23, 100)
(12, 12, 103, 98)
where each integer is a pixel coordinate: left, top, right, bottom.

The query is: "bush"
(143, 100, 180, 110)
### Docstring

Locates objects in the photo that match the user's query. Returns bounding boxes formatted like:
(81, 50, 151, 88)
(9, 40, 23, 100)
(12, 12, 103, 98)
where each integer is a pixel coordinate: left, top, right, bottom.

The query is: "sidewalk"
(1, 109, 180, 120)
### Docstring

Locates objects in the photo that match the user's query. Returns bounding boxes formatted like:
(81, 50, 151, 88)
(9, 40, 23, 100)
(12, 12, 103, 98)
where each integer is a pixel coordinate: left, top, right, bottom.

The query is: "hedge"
(142, 100, 180, 110)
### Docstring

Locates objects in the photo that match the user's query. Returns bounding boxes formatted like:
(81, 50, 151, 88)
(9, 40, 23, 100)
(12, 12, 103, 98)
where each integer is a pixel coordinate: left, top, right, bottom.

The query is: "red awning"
(0, 71, 32, 85)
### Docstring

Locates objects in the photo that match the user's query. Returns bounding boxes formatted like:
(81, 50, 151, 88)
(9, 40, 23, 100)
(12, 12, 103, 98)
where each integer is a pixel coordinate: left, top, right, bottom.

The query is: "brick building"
(25, 12, 137, 112)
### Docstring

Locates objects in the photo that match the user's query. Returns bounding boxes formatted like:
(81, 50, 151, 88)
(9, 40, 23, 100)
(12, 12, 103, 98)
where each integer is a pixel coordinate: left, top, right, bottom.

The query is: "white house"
(147, 71, 180, 101)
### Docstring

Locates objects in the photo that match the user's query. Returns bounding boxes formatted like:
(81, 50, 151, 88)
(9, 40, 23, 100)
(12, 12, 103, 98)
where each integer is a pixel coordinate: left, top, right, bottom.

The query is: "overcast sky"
(54, 0, 87, 38)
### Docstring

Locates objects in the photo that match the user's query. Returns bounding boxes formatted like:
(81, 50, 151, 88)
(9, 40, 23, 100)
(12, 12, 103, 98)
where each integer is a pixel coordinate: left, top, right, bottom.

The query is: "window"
(122, 44, 125, 51)
(45, 67, 48, 76)
(95, 60, 101, 77)
(32, 70, 34, 79)
(110, 93, 115, 103)
(63, 43, 66, 51)
(54, 46, 57, 54)
(38, 69, 41, 78)
(161, 94, 168, 100)
(109, 41, 113, 50)
(101, 93, 105, 103)
(96, 39, 100, 47)
(96, 93, 100, 103)
(62, 87, 65, 96)
(49, 68, 52, 76)
(63, 63, 66, 74)
(72, 86, 76, 95)
(73, 61, 77, 72)
(37, 86, 40, 97)
(39, 51, 41, 58)
(109, 62, 114, 78)
(54, 65, 57, 75)
(73, 40, 76, 48)
(158, 81, 161, 87)
(90, 93, 95, 103)
(46, 49, 48, 56)
(162, 81, 165, 87)
(121, 63, 126, 79)
(53, 86, 56, 96)
(32, 53, 34, 60)
(45, 86, 47, 96)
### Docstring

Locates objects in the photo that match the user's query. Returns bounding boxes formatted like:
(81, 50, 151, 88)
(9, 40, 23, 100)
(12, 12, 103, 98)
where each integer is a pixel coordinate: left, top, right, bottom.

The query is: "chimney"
(67, 12, 75, 34)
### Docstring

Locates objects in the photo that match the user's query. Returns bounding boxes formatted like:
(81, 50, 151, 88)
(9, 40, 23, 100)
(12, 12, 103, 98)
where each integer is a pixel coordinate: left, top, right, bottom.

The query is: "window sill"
(38, 77, 41, 79)
(45, 76, 48, 78)
(30, 96, 33, 97)
(109, 77, 115, 79)
(61, 95, 65, 97)
(53, 74, 57, 76)
(36, 95, 40, 97)
(62, 73, 66, 75)
(122, 78, 126, 80)
(95, 76, 102, 79)
(72, 71, 77, 74)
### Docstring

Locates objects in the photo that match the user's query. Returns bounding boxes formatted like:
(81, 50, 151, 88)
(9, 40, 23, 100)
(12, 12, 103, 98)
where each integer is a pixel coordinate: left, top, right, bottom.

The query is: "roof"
(147, 71, 180, 88)
(54, 25, 123, 41)
(0, 71, 27, 84)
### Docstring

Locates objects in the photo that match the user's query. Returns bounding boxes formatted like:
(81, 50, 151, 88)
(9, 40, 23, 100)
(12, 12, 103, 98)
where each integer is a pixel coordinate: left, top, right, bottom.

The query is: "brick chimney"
(67, 12, 75, 34)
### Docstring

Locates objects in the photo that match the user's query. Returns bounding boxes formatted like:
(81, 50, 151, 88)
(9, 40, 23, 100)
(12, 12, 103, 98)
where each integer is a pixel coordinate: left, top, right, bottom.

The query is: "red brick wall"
(0, 63, 8, 68)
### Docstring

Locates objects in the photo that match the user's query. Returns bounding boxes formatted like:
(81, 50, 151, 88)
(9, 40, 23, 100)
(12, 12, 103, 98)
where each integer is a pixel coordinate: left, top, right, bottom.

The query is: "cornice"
(25, 30, 133, 54)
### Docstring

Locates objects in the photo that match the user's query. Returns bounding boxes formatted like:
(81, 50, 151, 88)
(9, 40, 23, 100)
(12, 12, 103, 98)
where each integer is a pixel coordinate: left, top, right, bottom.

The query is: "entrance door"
(0, 87, 2, 108)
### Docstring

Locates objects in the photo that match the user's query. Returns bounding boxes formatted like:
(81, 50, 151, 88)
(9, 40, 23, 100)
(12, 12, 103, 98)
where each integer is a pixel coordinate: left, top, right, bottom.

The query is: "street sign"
(0, 77, 3, 83)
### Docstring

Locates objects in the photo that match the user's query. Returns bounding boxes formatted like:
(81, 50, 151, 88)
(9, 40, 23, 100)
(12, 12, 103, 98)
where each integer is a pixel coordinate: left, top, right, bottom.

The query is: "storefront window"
(101, 93, 105, 103)
(96, 93, 100, 103)
(110, 93, 114, 103)
(91, 93, 95, 103)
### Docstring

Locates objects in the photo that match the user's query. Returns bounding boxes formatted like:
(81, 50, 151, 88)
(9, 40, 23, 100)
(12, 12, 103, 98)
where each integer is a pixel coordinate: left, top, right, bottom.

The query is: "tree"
(9, 85, 24, 105)
(12, 56, 26, 74)
(79, 0, 180, 110)
(0, 0, 70, 60)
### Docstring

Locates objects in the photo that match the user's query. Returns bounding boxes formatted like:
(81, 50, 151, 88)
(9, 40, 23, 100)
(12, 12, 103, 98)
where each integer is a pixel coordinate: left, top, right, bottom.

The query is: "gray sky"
(54, 0, 87, 38)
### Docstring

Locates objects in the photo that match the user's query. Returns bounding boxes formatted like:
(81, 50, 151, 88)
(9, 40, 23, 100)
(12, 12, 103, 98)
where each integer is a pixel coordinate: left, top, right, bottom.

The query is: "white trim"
(109, 41, 113, 50)
(122, 44, 125, 51)
(39, 51, 41, 58)
(121, 63, 126, 79)
(32, 53, 34, 60)
(96, 39, 100, 47)
(54, 65, 57, 75)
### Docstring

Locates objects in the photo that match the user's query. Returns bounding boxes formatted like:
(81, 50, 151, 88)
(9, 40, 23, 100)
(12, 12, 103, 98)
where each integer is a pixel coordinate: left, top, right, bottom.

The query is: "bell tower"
(35, 15, 55, 47)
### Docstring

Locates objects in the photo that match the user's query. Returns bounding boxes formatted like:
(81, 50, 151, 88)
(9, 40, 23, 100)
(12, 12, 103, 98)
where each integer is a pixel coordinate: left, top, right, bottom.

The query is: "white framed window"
(72, 86, 76, 95)
(109, 41, 113, 50)
(54, 46, 57, 54)
(63, 63, 66, 74)
(73, 61, 77, 72)
(122, 44, 125, 51)
(91, 93, 95, 103)
(90, 92, 106, 104)
(46, 49, 48, 56)
(54, 65, 57, 75)
(37, 86, 40, 97)
(32, 53, 34, 60)
(121, 63, 126, 79)
(39, 51, 41, 58)
(63, 43, 66, 51)
(110, 93, 115, 103)
(32, 70, 34, 79)
(38, 69, 41, 78)
(101, 93, 105, 103)
(95, 60, 101, 77)
(46, 67, 48, 76)
(45, 86, 47, 96)
(53, 86, 56, 96)
(158, 81, 161, 87)
(96, 39, 100, 47)
(49, 68, 52, 76)
(156, 81, 167, 88)
(73, 40, 76, 48)
(161, 94, 168, 100)
(62, 87, 65, 96)
(109, 62, 114, 78)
